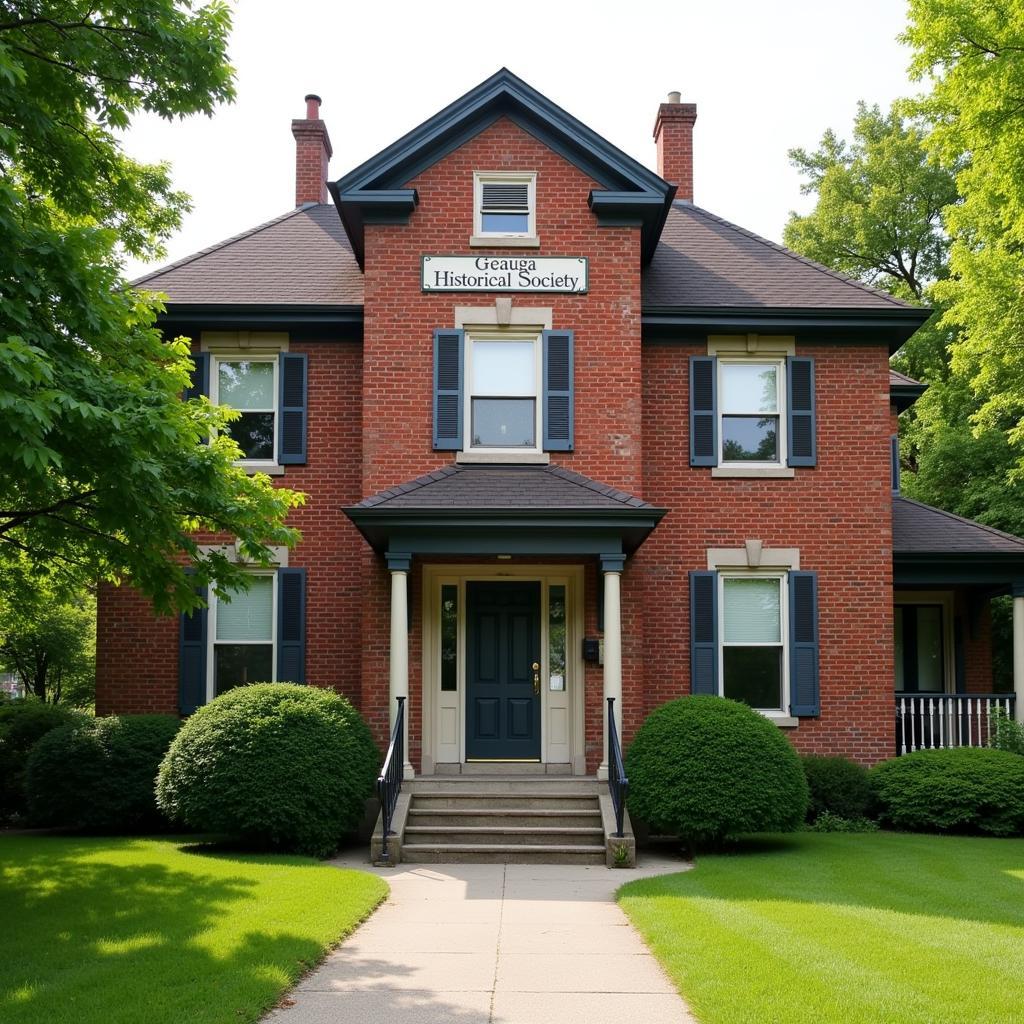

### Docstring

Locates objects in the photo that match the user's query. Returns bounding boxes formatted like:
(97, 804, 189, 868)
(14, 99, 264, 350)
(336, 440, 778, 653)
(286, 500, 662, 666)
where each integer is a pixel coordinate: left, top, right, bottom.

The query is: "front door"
(466, 581, 542, 760)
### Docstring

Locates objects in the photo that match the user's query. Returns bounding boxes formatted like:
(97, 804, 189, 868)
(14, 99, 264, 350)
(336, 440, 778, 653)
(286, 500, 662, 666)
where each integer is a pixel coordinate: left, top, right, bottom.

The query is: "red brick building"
(99, 70, 1024, 785)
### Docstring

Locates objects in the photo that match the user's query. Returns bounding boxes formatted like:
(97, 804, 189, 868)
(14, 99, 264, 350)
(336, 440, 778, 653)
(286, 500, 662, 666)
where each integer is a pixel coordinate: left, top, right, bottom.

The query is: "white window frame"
(472, 171, 538, 247)
(206, 570, 278, 702)
(717, 357, 787, 469)
(464, 329, 543, 455)
(718, 571, 790, 715)
(210, 355, 279, 469)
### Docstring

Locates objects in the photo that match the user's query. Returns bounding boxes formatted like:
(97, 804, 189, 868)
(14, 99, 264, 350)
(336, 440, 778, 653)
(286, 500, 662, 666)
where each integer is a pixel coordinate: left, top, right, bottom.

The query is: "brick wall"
(638, 340, 896, 765)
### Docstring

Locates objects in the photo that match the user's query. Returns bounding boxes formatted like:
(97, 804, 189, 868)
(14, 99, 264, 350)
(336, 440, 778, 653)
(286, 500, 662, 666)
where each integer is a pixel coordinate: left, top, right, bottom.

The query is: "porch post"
(386, 552, 414, 779)
(599, 554, 625, 780)
(1014, 583, 1024, 725)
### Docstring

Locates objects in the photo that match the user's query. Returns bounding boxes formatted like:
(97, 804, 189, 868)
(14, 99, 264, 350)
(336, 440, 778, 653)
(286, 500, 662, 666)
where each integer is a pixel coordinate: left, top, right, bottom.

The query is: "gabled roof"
(894, 497, 1024, 556)
(132, 203, 363, 307)
(328, 68, 675, 266)
(354, 464, 656, 510)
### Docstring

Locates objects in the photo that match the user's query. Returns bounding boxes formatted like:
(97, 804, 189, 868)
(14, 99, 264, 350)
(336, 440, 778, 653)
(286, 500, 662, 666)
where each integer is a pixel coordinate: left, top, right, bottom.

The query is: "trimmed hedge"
(0, 701, 84, 820)
(26, 714, 181, 830)
(801, 754, 874, 822)
(626, 696, 809, 846)
(156, 684, 380, 857)
(870, 747, 1024, 837)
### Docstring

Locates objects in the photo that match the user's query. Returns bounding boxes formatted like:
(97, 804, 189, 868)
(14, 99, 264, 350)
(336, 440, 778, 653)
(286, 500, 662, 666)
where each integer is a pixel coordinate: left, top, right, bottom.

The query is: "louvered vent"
(481, 182, 529, 211)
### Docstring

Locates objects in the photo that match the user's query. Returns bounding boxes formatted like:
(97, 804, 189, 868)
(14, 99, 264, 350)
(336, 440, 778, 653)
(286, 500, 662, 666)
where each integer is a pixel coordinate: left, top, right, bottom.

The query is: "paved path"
(266, 852, 697, 1024)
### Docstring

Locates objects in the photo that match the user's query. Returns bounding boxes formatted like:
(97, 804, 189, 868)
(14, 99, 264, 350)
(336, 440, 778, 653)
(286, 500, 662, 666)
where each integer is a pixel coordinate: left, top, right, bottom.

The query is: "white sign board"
(422, 255, 588, 293)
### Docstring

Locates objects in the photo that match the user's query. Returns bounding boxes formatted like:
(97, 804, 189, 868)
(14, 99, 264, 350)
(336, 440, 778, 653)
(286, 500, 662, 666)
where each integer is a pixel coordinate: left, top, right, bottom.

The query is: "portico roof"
(344, 464, 666, 558)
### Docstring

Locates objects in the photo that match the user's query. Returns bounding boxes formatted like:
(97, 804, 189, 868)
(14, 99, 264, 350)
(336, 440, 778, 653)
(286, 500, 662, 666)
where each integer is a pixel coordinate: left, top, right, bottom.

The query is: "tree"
(0, 3, 303, 615)
(0, 579, 95, 706)
(904, 1, 1024, 478)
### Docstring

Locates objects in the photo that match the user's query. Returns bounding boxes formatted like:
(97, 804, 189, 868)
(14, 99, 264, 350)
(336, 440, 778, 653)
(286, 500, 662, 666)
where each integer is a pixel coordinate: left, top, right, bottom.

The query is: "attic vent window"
(472, 172, 539, 248)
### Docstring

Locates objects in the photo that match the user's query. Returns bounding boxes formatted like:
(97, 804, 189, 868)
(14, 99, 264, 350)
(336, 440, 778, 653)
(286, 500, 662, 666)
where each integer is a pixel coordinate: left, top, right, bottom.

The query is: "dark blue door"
(466, 581, 541, 760)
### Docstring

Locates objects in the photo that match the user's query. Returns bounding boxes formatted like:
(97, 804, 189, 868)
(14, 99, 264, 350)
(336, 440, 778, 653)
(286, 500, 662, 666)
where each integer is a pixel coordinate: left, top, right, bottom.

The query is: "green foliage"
(0, 575, 94, 706)
(0, 699, 83, 820)
(870, 747, 1024, 836)
(156, 684, 380, 857)
(904, 2, 1024, 482)
(0, 4, 305, 614)
(992, 707, 1024, 756)
(625, 696, 809, 847)
(25, 714, 180, 830)
(807, 811, 880, 833)
(801, 754, 875, 822)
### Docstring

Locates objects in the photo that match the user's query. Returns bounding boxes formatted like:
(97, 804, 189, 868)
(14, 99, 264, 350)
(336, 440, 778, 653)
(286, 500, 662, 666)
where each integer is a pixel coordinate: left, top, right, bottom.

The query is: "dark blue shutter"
(543, 330, 574, 451)
(184, 352, 209, 401)
(433, 329, 464, 450)
(179, 585, 208, 715)
(890, 435, 900, 493)
(690, 356, 717, 466)
(787, 357, 816, 466)
(278, 353, 308, 465)
(690, 570, 718, 695)
(789, 571, 820, 716)
(277, 568, 306, 683)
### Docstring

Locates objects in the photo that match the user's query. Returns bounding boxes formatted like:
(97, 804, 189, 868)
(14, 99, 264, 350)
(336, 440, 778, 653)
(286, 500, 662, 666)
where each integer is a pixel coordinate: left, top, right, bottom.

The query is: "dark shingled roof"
(893, 497, 1024, 555)
(132, 203, 363, 305)
(643, 203, 919, 310)
(890, 369, 924, 387)
(355, 464, 655, 510)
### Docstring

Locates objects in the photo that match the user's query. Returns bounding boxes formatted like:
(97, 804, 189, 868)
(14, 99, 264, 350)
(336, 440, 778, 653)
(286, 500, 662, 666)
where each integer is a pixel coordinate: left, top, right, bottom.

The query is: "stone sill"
(711, 466, 795, 479)
(760, 713, 799, 729)
(469, 235, 542, 248)
(238, 462, 286, 476)
(456, 451, 550, 465)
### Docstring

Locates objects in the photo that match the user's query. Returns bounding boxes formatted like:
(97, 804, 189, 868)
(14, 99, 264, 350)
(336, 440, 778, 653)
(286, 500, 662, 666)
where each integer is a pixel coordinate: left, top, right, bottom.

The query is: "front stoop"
(371, 777, 636, 866)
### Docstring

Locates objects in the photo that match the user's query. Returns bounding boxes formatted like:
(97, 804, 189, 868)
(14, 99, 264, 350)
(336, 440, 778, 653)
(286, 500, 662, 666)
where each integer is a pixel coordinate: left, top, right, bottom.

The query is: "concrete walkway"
(266, 852, 697, 1024)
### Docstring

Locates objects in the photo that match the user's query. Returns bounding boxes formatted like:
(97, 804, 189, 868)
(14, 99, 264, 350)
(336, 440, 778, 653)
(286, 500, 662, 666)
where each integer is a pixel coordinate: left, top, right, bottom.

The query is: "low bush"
(870, 746, 1024, 837)
(626, 696, 809, 847)
(992, 708, 1024, 756)
(801, 754, 874, 822)
(0, 701, 84, 821)
(26, 715, 181, 830)
(807, 811, 879, 833)
(156, 684, 380, 857)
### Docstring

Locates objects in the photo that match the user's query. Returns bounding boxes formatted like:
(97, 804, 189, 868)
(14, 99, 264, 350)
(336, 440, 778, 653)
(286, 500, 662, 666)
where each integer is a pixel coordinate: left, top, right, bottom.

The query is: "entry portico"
(345, 463, 664, 777)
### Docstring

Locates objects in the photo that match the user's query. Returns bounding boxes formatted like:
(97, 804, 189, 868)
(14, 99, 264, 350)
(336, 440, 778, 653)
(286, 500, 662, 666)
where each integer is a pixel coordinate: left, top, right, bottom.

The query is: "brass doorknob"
(532, 662, 540, 694)
(532, 662, 540, 671)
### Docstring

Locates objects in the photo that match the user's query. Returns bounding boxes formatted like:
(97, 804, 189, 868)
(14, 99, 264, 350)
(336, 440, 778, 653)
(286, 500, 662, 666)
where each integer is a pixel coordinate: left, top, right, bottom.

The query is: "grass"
(619, 831, 1024, 1024)
(0, 834, 387, 1024)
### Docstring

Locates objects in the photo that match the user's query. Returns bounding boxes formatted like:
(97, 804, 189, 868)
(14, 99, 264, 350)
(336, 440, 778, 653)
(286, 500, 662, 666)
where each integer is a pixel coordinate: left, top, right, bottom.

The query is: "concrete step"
(404, 825, 605, 846)
(411, 793, 600, 811)
(401, 842, 607, 865)
(408, 777, 600, 796)
(408, 807, 603, 828)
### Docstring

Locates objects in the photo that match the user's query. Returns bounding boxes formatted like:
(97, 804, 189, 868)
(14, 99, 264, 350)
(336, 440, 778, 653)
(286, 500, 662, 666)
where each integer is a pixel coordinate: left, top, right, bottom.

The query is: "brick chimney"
(291, 93, 333, 206)
(653, 91, 697, 202)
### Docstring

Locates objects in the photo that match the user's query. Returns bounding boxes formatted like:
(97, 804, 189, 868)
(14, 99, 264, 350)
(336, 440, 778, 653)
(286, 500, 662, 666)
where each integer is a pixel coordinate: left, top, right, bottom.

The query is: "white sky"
(122, 0, 917, 280)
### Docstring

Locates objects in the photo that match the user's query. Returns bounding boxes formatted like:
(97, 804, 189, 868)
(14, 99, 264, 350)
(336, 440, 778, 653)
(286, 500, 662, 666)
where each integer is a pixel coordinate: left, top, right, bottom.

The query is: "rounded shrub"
(801, 754, 874, 822)
(0, 700, 84, 821)
(626, 696, 809, 846)
(156, 684, 379, 857)
(870, 747, 1024, 837)
(26, 714, 181, 830)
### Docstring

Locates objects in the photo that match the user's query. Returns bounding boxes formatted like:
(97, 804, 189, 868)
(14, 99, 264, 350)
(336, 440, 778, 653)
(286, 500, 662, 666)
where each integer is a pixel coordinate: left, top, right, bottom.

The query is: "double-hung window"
(473, 172, 537, 244)
(468, 333, 540, 450)
(210, 574, 276, 699)
(214, 358, 277, 461)
(720, 574, 787, 711)
(719, 360, 784, 466)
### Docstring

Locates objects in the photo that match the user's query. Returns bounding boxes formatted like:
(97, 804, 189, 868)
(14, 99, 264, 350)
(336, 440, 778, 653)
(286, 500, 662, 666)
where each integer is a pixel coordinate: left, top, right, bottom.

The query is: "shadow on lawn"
(626, 831, 1024, 931)
(0, 837, 338, 1024)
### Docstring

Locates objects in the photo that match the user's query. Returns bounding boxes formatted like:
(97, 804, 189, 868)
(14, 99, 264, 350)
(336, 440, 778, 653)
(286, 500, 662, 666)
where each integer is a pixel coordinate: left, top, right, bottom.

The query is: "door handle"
(532, 662, 540, 694)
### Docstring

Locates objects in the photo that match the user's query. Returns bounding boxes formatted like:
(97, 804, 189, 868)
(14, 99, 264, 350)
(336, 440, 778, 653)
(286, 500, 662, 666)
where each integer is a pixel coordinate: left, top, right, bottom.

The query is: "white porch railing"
(896, 693, 1017, 755)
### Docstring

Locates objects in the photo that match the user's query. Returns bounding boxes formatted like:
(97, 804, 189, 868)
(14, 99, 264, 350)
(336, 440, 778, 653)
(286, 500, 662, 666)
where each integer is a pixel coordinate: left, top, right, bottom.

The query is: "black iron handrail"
(607, 697, 627, 838)
(376, 696, 405, 865)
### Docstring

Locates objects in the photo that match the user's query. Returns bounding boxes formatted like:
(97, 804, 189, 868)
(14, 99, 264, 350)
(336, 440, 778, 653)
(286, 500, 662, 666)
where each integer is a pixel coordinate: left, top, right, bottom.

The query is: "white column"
(387, 553, 414, 779)
(599, 555, 625, 780)
(1013, 588, 1024, 725)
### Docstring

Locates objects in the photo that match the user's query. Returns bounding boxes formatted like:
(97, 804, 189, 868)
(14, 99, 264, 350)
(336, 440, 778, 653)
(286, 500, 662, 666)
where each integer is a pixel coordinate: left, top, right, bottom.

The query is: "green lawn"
(619, 832, 1024, 1024)
(0, 835, 387, 1024)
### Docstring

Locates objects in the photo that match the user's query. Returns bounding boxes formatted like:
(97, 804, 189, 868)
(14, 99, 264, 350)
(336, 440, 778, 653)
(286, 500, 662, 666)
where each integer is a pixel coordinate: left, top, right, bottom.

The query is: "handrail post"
(376, 696, 406, 865)
(607, 697, 628, 839)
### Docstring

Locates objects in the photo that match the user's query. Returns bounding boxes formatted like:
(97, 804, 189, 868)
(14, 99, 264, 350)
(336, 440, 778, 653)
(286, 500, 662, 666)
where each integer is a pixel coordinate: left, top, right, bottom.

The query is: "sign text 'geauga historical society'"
(421, 255, 588, 293)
